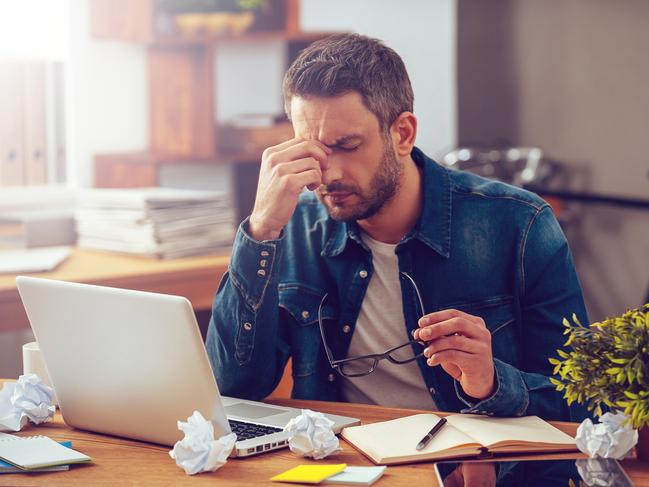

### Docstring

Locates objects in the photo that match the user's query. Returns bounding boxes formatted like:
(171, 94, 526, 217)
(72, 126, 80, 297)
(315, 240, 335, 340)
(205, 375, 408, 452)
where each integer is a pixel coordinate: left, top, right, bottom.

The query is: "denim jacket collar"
(321, 146, 452, 259)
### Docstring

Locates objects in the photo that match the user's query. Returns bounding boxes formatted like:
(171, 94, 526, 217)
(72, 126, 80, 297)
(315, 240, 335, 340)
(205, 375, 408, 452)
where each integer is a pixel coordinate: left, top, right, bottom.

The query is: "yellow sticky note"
(271, 464, 347, 484)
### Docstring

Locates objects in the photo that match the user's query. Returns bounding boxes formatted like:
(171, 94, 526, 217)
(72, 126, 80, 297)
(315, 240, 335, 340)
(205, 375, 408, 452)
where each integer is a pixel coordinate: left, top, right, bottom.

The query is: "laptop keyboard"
(228, 419, 283, 441)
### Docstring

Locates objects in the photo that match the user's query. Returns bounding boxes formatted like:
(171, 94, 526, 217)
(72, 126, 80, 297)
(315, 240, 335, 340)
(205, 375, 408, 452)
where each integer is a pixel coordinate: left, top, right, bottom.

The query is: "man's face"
(290, 92, 402, 222)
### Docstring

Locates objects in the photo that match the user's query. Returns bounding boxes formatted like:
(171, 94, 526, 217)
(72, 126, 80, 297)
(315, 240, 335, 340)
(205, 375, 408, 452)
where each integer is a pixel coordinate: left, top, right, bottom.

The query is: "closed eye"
(324, 135, 364, 152)
(337, 145, 360, 153)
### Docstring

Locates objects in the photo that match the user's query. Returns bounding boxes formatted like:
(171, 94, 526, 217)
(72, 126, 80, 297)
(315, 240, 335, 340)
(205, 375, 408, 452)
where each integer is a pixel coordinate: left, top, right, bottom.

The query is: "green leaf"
(610, 357, 628, 364)
(546, 306, 649, 428)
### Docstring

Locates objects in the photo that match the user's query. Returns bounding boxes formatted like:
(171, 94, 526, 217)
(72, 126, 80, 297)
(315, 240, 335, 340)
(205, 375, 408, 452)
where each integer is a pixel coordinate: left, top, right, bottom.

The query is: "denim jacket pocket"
(278, 283, 336, 326)
(278, 283, 336, 378)
(441, 295, 519, 366)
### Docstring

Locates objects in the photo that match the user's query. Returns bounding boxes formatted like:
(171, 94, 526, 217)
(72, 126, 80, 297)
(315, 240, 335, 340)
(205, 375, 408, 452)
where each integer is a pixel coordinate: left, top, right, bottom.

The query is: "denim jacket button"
(257, 269, 266, 277)
(342, 324, 351, 333)
(260, 250, 270, 257)
(359, 270, 368, 278)
(243, 322, 253, 331)
(301, 310, 310, 320)
(429, 386, 436, 395)
(260, 259, 268, 268)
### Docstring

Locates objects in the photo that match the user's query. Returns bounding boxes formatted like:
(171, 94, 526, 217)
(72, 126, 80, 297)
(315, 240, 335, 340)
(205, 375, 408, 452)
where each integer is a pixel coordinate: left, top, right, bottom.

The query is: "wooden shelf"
(91, 0, 309, 44)
(147, 31, 335, 46)
(89, 0, 336, 225)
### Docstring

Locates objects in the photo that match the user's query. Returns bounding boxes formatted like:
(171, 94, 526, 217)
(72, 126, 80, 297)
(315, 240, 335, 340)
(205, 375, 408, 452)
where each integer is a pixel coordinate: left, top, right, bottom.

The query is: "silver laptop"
(16, 276, 359, 456)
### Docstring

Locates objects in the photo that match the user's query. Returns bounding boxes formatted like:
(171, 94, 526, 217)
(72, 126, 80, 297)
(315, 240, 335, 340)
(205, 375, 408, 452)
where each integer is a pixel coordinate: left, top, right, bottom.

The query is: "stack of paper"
(75, 188, 236, 259)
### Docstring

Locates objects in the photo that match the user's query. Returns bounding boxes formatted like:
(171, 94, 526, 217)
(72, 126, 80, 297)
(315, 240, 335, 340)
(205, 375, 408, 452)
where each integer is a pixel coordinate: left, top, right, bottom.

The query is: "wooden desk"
(0, 248, 230, 332)
(1, 398, 648, 486)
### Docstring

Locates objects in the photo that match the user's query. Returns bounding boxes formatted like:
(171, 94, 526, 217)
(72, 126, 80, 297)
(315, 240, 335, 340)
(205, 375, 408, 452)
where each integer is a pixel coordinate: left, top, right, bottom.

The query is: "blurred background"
(0, 0, 647, 379)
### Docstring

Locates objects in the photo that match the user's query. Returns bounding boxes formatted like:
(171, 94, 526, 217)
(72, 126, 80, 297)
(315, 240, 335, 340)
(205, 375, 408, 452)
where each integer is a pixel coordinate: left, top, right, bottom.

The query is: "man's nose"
(321, 156, 343, 186)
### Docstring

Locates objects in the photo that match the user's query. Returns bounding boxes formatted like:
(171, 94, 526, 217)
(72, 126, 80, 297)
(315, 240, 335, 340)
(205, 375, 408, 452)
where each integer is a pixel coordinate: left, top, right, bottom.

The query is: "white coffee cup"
(22, 341, 58, 406)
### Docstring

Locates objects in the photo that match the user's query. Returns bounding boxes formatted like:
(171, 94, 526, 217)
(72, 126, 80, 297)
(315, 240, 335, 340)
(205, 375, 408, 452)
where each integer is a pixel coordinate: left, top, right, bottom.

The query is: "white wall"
(0, 0, 69, 60)
(66, 0, 148, 187)
(300, 0, 457, 158)
(215, 40, 286, 123)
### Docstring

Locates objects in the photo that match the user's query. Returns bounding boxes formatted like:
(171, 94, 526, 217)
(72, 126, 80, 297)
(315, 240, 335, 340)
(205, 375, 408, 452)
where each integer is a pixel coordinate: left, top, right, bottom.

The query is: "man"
(206, 34, 588, 421)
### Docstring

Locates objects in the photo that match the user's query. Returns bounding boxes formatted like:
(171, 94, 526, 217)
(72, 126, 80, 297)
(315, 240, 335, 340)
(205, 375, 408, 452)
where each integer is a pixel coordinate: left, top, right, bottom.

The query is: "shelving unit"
(89, 0, 334, 216)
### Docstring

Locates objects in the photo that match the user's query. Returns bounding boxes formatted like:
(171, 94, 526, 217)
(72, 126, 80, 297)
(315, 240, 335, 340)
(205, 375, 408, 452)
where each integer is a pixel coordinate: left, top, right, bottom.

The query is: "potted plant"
(549, 304, 649, 460)
(159, 0, 268, 36)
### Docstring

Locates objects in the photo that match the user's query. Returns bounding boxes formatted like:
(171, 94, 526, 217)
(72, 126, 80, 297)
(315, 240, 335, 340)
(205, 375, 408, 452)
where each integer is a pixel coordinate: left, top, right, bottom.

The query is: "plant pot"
(224, 11, 255, 35)
(637, 426, 649, 462)
(174, 11, 255, 37)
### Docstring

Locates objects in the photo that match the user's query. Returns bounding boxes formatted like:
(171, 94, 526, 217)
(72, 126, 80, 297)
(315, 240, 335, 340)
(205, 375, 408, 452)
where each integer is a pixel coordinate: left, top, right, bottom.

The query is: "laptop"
(16, 276, 359, 457)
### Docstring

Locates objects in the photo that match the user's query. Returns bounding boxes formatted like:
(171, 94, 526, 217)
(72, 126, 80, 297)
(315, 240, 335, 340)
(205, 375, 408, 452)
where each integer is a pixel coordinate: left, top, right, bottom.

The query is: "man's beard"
(317, 139, 402, 222)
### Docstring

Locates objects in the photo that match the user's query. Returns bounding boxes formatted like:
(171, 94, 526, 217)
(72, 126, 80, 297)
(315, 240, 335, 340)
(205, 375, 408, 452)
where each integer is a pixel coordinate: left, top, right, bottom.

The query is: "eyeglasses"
(317, 272, 427, 378)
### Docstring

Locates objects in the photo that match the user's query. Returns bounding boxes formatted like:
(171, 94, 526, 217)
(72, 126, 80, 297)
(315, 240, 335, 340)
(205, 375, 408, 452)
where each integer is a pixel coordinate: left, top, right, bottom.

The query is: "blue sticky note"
(324, 466, 387, 485)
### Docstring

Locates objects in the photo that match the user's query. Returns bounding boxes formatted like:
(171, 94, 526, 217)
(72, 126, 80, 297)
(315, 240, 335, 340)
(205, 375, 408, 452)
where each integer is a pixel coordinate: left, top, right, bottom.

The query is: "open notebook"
(341, 413, 577, 465)
(0, 435, 91, 470)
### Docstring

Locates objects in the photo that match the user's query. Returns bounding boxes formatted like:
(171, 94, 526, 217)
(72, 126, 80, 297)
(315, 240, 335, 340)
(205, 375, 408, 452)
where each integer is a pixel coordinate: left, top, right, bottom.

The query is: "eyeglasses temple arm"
(400, 271, 426, 317)
(318, 293, 336, 363)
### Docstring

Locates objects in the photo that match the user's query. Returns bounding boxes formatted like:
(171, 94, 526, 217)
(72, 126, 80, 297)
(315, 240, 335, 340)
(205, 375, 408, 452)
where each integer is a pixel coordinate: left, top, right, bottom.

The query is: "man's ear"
(390, 112, 417, 157)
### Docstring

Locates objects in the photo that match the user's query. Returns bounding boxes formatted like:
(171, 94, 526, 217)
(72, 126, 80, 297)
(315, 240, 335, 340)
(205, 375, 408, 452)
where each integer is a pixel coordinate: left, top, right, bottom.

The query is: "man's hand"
(248, 138, 332, 241)
(413, 309, 495, 400)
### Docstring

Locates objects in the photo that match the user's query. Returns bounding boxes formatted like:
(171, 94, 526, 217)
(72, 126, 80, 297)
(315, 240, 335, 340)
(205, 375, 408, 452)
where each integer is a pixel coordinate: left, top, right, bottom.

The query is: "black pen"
(415, 417, 447, 451)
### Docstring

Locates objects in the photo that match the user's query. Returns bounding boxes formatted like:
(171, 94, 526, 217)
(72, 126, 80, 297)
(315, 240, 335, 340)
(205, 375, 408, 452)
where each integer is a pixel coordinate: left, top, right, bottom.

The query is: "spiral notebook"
(0, 435, 91, 470)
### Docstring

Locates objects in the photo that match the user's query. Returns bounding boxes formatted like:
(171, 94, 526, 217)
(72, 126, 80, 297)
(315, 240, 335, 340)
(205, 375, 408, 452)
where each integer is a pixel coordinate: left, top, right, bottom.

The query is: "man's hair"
(282, 33, 414, 131)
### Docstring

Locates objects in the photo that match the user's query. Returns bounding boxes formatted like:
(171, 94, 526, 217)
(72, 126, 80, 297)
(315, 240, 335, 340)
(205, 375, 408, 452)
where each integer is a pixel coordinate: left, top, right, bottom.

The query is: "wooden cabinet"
(149, 45, 216, 158)
(90, 0, 333, 189)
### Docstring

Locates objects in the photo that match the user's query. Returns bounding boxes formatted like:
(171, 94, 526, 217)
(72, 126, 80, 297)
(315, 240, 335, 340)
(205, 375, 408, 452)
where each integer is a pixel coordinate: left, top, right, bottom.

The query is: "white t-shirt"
(339, 232, 437, 410)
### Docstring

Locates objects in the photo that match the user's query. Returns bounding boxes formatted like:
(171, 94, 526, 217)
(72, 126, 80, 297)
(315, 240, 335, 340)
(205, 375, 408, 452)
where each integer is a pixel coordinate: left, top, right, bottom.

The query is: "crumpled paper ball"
(284, 409, 341, 460)
(169, 410, 237, 475)
(0, 373, 55, 432)
(576, 412, 638, 459)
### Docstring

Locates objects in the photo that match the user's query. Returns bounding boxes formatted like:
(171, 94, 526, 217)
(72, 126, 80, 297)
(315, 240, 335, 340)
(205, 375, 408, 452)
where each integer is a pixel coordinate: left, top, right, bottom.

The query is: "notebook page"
(446, 414, 575, 449)
(342, 414, 480, 461)
(0, 436, 90, 469)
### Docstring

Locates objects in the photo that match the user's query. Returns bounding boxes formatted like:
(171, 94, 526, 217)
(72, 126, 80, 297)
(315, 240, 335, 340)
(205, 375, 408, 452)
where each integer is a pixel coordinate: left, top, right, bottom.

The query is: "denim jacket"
(206, 147, 589, 421)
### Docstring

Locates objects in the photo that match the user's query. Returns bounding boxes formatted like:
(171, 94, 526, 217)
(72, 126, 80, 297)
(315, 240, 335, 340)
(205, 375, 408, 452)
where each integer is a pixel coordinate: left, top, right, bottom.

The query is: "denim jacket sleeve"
(205, 218, 291, 400)
(455, 205, 589, 422)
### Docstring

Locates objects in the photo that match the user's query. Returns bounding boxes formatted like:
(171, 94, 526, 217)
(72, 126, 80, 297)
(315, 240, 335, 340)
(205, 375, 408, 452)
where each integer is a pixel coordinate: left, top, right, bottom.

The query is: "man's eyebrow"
(324, 135, 363, 148)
